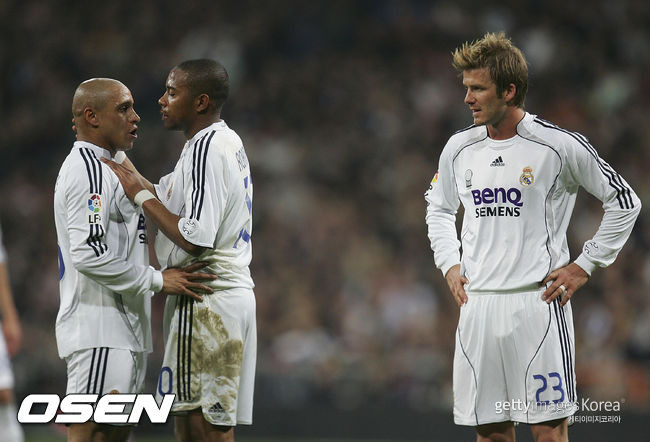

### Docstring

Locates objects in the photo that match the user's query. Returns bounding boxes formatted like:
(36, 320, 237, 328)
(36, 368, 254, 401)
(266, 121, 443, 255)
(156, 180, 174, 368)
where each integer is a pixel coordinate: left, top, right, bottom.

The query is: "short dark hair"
(175, 59, 230, 111)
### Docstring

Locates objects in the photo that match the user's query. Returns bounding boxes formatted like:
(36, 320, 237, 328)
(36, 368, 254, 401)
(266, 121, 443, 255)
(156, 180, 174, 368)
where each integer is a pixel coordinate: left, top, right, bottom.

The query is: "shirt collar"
(187, 120, 227, 145)
(73, 141, 115, 160)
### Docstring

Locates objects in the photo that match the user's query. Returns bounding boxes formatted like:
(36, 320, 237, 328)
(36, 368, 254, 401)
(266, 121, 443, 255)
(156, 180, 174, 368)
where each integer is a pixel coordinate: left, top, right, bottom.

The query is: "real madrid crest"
(519, 166, 534, 186)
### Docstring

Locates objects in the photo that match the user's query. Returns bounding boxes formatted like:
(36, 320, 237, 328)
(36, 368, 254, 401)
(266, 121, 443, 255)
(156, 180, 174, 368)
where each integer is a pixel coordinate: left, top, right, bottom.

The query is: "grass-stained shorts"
(156, 287, 256, 426)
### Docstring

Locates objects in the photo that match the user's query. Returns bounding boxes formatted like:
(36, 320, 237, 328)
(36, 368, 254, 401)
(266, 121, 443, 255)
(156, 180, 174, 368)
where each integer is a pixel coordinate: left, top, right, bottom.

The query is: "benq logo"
(471, 187, 523, 207)
(17, 394, 174, 424)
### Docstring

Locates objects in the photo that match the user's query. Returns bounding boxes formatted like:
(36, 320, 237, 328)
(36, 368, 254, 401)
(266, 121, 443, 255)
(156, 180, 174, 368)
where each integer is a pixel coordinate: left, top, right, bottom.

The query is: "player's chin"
(472, 116, 486, 126)
(163, 120, 179, 131)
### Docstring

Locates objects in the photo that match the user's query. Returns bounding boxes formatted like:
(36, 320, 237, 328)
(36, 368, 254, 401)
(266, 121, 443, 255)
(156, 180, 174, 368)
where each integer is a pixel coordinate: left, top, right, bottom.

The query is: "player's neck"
(76, 134, 118, 157)
(184, 114, 222, 140)
(487, 107, 525, 140)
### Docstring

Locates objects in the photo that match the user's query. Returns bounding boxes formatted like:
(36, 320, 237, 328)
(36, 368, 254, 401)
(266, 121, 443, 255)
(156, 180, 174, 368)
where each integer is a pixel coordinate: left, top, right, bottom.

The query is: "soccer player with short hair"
(0, 222, 24, 442)
(425, 32, 641, 441)
(103, 59, 256, 442)
(55, 78, 215, 442)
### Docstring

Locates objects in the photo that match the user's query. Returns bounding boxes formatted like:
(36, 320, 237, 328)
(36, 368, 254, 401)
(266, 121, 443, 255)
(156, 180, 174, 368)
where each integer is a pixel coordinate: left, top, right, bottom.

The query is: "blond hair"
(452, 32, 528, 107)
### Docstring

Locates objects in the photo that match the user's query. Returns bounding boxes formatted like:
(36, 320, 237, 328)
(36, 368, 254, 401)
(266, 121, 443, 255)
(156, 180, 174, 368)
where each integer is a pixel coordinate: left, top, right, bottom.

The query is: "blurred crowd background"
(1, 0, 648, 438)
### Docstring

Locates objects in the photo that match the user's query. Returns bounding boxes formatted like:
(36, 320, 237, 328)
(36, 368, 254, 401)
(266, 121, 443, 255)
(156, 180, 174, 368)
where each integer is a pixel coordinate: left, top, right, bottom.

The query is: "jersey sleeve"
(65, 166, 162, 295)
(178, 143, 228, 248)
(564, 135, 641, 275)
(154, 171, 174, 201)
(425, 141, 462, 277)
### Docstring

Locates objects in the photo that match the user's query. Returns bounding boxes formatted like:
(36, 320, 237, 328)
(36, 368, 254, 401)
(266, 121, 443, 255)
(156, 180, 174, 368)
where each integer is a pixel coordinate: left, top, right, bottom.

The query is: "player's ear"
(504, 83, 517, 105)
(84, 107, 100, 128)
(195, 93, 210, 113)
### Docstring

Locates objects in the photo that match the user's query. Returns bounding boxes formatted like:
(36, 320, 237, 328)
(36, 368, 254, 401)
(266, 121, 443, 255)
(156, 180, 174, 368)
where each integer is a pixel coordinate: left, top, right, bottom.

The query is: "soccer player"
(55, 78, 216, 442)
(0, 222, 24, 442)
(103, 59, 256, 442)
(424, 32, 641, 442)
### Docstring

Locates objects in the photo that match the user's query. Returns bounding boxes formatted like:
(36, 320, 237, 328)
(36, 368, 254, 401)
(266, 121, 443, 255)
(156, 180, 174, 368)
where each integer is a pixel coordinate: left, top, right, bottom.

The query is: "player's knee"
(0, 389, 14, 404)
(476, 421, 515, 442)
(531, 417, 568, 442)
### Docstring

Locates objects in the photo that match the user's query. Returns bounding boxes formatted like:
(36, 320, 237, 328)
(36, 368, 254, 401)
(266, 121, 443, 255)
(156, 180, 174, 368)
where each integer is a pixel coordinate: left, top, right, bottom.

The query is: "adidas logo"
(208, 402, 226, 415)
(490, 156, 505, 167)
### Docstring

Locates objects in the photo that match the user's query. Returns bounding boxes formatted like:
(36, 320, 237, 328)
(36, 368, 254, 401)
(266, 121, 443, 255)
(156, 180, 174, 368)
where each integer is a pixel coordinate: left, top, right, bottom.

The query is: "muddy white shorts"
(65, 347, 147, 396)
(453, 289, 578, 426)
(0, 328, 14, 390)
(156, 288, 257, 426)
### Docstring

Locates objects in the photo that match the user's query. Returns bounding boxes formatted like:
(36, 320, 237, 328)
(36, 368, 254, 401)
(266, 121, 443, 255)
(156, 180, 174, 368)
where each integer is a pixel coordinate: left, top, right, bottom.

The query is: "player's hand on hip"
(541, 263, 589, 306)
(445, 264, 469, 307)
(160, 261, 219, 302)
(100, 157, 146, 200)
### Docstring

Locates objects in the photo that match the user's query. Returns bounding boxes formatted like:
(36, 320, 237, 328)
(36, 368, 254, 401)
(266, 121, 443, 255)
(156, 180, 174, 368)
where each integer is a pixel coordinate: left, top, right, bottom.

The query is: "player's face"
(96, 84, 140, 154)
(462, 68, 509, 127)
(159, 68, 194, 133)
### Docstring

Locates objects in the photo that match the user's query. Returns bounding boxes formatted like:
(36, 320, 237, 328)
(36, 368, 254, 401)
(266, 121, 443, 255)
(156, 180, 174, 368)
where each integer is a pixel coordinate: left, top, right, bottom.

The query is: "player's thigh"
(65, 347, 146, 395)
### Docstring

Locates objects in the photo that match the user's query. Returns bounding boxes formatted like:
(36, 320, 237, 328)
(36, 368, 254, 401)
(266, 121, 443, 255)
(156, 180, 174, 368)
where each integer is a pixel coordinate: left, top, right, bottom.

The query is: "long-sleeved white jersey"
(425, 112, 641, 292)
(154, 120, 254, 291)
(54, 141, 163, 358)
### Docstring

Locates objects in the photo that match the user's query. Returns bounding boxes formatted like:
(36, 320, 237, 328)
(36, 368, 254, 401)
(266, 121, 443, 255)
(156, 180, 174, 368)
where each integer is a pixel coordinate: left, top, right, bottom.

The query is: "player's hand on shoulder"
(100, 156, 147, 200)
(541, 263, 589, 306)
(160, 261, 219, 302)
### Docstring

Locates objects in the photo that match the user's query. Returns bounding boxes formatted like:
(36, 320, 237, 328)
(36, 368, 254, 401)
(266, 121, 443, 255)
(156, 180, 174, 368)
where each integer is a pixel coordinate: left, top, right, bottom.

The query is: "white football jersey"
(54, 142, 163, 358)
(425, 112, 640, 292)
(154, 120, 254, 290)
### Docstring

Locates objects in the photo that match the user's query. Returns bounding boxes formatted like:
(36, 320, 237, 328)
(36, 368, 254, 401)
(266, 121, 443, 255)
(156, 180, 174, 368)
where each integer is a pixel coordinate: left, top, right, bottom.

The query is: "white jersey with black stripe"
(425, 112, 641, 292)
(154, 120, 254, 291)
(54, 141, 163, 358)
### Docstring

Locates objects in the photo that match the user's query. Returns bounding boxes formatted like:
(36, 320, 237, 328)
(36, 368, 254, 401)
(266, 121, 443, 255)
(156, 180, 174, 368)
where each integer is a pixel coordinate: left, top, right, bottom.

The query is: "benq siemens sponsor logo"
(17, 394, 175, 424)
(471, 187, 523, 218)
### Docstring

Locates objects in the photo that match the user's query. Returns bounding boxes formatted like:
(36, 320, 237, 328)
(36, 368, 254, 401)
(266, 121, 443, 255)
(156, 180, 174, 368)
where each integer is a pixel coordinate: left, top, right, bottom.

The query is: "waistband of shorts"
(466, 284, 544, 295)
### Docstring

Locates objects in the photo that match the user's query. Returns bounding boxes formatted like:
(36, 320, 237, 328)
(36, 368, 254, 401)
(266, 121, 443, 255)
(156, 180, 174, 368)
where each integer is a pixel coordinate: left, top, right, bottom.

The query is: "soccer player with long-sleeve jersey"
(425, 33, 640, 442)
(55, 78, 214, 442)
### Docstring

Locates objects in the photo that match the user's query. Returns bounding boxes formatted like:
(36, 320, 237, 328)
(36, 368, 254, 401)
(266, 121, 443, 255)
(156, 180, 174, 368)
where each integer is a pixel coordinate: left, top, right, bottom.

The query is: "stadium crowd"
(0, 0, 648, 426)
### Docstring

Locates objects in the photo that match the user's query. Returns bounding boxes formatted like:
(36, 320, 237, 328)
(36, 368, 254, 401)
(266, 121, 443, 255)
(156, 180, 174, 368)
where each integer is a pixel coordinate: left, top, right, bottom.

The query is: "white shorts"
(65, 347, 147, 396)
(0, 328, 14, 390)
(156, 288, 257, 426)
(454, 289, 578, 426)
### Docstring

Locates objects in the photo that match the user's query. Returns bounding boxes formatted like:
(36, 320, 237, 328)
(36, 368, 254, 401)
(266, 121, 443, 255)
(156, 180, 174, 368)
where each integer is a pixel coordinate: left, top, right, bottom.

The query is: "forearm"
(0, 264, 18, 321)
(141, 198, 204, 256)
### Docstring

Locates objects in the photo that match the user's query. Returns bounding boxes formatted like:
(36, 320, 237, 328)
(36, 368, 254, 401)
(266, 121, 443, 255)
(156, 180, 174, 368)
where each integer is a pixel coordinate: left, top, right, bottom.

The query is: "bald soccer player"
(54, 78, 216, 442)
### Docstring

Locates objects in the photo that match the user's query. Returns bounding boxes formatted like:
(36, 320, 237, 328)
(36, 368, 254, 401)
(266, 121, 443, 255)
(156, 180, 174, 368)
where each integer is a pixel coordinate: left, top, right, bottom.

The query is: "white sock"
(0, 402, 24, 442)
